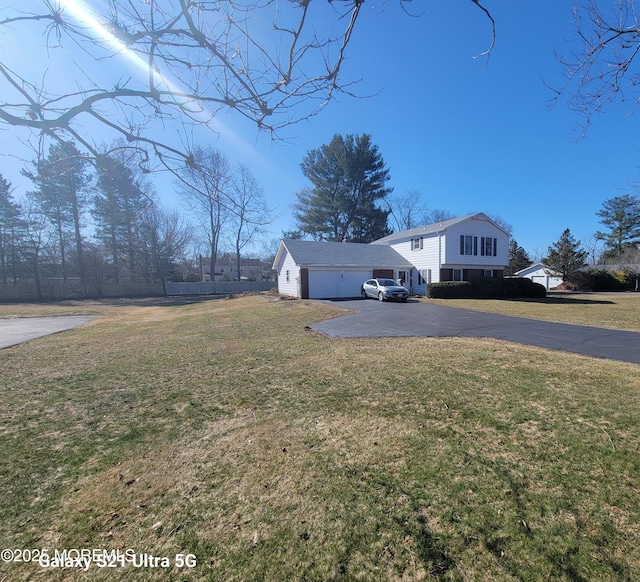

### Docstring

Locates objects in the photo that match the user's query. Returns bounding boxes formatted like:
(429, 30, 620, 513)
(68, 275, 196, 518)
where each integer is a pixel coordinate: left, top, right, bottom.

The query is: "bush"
(515, 277, 547, 298)
(472, 276, 505, 298)
(617, 270, 638, 290)
(586, 269, 623, 291)
(502, 277, 521, 298)
(426, 281, 473, 298)
(564, 269, 627, 291)
(427, 278, 546, 299)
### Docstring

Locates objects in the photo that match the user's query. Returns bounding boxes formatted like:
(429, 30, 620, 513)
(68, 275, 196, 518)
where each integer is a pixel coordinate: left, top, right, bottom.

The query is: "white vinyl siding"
(275, 250, 301, 297)
(389, 217, 509, 290)
(444, 220, 508, 266)
(388, 234, 442, 288)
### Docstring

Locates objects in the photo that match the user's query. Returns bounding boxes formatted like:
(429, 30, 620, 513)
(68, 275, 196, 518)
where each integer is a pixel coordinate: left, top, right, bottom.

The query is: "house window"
(484, 269, 494, 277)
(481, 237, 498, 257)
(412, 237, 423, 250)
(460, 235, 478, 256)
(418, 269, 431, 285)
(452, 269, 463, 281)
(286, 270, 290, 282)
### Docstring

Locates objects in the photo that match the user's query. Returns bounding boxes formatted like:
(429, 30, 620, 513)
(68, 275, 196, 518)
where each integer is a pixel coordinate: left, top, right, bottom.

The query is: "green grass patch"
(1, 296, 639, 580)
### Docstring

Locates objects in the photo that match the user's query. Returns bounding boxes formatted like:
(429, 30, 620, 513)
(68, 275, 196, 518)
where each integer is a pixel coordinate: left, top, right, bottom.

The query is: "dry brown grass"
(1, 295, 639, 581)
(424, 291, 640, 331)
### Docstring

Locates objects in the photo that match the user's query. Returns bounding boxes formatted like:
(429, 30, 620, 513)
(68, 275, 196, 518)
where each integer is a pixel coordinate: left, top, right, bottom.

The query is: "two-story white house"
(273, 212, 510, 299)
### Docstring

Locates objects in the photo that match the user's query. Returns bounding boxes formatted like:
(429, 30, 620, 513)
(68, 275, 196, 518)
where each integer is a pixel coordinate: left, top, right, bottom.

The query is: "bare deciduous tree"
(387, 188, 430, 231)
(0, 0, 494, 173)
(19, 202, 55, 299)
(228, 164, 273, 280)
(139, 204, 192, 292)
(177, 146, 233, 280)
(552, 1, 640, 130)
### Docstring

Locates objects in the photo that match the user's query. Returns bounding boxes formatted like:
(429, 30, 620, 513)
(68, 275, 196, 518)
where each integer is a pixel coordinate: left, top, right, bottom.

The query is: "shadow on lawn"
(93, 294, 247, 308)
(512, 296, 616, 306)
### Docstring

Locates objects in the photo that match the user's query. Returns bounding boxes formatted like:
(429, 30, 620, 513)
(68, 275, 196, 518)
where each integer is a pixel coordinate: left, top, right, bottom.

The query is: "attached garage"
(273, 240, 414, 299)
(306, 269, 371, 299)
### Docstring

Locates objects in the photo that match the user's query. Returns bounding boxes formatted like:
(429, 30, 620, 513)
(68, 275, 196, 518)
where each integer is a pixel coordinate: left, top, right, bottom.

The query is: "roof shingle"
(281, 239, 413, 268)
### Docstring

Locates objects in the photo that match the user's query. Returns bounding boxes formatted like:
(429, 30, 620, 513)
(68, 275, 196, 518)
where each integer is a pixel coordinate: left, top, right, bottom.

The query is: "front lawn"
(424, 292, 640, 332)
(1, 295, 638, 580)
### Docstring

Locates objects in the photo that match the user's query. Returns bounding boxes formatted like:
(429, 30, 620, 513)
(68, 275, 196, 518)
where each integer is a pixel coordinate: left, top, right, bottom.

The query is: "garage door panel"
(308, 270, 370, 299)
(308, 271, 339, 299)
(340, 271, 371, 297)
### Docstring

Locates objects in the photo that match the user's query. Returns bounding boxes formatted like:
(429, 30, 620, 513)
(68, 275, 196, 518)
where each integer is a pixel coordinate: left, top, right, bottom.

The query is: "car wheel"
(401, 297, 408, 302)
(378, 292, 384, 302)
(361, 289, 367, 299)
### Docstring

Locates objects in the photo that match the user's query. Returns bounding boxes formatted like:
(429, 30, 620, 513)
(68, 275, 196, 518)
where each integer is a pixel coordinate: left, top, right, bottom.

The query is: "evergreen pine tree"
(294, 134, 392, 243)
(596, 194, 640, 259)
(505, 239, 532, 276)
(545, 229, 587, 279)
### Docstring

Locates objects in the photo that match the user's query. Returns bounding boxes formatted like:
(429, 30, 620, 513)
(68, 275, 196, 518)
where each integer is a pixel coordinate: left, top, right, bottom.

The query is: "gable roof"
(274, 239, 413, 269)
(515, 263, 562, 277)
(371, 212, 509, 245)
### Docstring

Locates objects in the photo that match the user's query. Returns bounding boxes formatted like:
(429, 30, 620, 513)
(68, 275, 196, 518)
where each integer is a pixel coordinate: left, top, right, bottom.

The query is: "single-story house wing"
(515, 263, 563, 290)
(273, 239, 413, 299)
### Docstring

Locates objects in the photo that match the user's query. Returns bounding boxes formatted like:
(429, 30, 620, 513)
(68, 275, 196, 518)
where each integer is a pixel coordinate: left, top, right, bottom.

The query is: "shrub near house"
(427, 277, 546, 299)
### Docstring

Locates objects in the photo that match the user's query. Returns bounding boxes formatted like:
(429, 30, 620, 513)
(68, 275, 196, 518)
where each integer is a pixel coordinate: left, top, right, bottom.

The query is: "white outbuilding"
(515, 263, 563, 290)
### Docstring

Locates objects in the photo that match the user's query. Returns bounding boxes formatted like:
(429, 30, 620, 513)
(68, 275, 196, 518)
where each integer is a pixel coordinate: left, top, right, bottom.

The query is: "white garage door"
(308, 270, 370, 299)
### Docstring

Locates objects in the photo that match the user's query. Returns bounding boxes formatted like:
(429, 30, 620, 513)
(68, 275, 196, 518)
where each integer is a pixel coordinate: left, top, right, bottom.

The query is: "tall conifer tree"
(294, 134, 392, 243)
(545, 229, 587, 279)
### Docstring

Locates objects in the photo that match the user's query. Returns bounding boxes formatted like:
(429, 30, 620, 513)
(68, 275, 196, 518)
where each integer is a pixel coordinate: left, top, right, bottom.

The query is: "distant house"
(515, 263, 563, 290)
(273, 212, 510, 299)
(200, 257, 272, 281)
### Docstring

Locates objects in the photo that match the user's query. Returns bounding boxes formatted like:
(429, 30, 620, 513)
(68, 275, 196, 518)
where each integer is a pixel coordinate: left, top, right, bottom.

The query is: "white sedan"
(361, 278, 409, 302)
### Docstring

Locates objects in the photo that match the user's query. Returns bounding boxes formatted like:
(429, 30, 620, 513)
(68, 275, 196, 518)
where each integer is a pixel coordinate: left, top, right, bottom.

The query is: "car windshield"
(378, 279, 399, 287)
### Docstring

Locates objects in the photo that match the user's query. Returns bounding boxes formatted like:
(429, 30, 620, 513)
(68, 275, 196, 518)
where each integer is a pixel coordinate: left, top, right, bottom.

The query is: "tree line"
(0, 141, 271, 298)
(2, 130, 639, 299)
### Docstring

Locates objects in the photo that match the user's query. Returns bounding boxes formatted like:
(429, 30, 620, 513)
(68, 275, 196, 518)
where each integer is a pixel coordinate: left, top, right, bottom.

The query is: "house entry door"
(398, 270, 411, 293)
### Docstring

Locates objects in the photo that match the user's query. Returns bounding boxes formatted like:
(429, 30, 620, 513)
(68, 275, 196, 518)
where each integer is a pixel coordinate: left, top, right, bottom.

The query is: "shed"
(273, 239, 413, 299)
(515, 263, 563, 290)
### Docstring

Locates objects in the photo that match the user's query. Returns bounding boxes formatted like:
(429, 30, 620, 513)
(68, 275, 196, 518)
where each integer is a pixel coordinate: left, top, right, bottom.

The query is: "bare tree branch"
(0, 0, 495, 174)
(550, 1, 640, 133)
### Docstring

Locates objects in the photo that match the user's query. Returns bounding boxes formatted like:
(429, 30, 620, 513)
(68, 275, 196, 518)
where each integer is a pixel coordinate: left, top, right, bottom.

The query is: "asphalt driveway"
(0, 316, 95, 349)
(311, 299, 640, 365)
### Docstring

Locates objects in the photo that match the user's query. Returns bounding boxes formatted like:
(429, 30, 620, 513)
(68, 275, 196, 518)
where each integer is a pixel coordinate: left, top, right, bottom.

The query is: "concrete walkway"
(0, 316, 95, 349)
(311, 299, 640, 365)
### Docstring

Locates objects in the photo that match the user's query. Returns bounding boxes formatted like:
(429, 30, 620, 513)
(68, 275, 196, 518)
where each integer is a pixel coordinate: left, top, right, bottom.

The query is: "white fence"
(165, 281, 276, 295)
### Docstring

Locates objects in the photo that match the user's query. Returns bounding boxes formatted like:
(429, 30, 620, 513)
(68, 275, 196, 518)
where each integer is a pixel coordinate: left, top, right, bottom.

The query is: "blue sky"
(2, 1, 640, 260)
